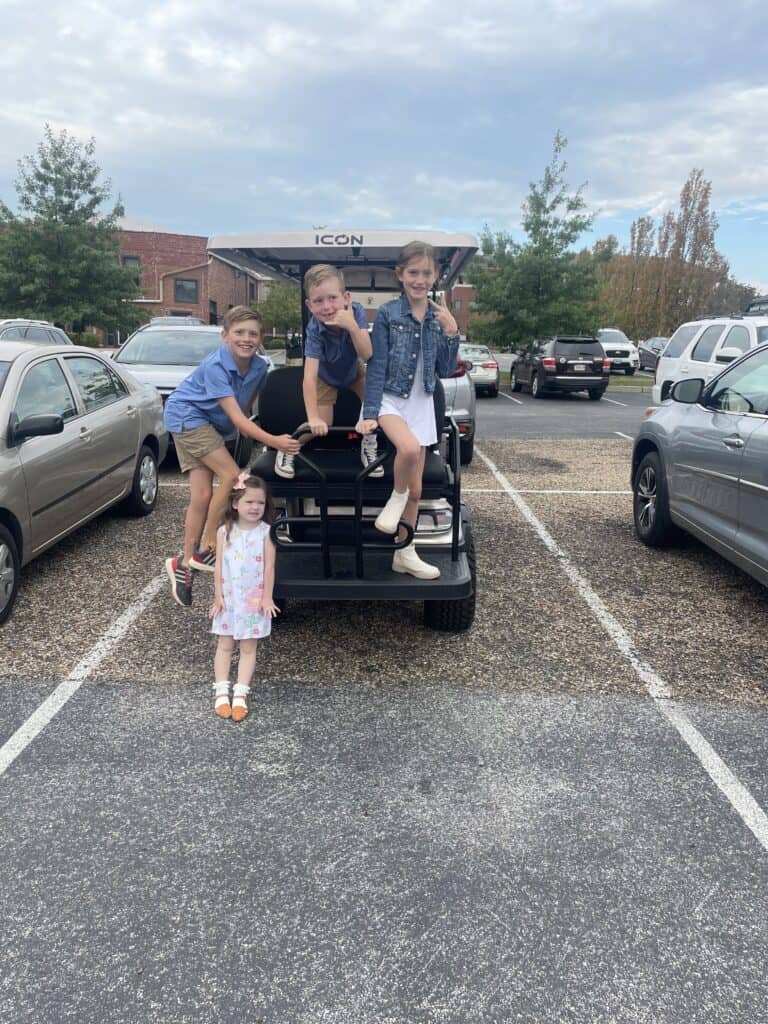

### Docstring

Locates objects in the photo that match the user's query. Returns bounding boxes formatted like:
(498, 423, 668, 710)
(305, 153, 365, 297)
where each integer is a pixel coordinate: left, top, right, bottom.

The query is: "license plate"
(574, 363, 586, 372)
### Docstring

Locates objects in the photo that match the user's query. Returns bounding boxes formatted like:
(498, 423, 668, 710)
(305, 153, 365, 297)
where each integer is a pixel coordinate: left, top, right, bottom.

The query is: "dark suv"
(510, 336, 610, 400)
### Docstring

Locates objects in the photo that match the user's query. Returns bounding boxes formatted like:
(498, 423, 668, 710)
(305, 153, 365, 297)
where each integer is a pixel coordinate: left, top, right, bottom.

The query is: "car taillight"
(451, 358, 469, 378)
(482, 361, 498, 369)
(542, 357, 556, 369)
(458, 424, 468, 434)
(602, 359, 611, 371)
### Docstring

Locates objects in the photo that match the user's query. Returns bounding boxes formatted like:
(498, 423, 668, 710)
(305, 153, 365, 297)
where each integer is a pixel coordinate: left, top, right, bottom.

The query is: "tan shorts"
(315, 360, 366, 406)
(172, 423, 226, 473)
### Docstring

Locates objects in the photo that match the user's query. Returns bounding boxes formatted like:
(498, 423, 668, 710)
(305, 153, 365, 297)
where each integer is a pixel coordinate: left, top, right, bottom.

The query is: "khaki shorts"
(315, 360, 366, 406)
(172, 423, 226, 473)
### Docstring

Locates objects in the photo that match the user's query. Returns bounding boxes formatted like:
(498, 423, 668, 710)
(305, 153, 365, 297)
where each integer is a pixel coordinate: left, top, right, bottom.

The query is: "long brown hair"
(222, 475, 275, 539)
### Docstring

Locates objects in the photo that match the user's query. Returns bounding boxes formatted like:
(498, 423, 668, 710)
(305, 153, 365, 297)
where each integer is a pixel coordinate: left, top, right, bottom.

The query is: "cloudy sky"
(1, 0, 766, 289)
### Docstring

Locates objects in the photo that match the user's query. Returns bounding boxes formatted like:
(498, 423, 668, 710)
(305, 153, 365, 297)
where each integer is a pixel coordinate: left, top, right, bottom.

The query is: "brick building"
(445, 282, 476, 337)
(117, 220, 274, 334)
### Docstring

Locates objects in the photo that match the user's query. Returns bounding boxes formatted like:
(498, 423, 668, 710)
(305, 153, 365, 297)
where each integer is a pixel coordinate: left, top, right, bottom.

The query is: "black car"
(637, 336, 668, 371)
(510, 336, 610, 400)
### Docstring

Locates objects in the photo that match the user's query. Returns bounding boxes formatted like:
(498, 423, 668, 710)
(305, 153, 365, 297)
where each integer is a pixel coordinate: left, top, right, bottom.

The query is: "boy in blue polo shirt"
(275, 264, 382, 478)
(163, 306, 300, 607)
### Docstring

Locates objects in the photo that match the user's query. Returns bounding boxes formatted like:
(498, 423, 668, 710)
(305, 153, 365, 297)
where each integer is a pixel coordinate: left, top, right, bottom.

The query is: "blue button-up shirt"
(164, 346, 269, 436)
(304, 300, 369, 389)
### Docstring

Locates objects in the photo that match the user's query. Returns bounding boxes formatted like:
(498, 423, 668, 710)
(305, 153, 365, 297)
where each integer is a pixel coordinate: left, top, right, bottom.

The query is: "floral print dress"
(210, 521, 272, 640)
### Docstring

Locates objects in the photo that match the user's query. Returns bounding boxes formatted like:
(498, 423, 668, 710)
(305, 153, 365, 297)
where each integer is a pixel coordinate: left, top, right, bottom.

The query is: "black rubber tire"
(588, 389, 604, 400)
(510, 368, 522, 393)
(488, 386, 498, 397)
(531, 373, 544, 398)
(0, 523, 20, 625)
(633, 451, 679, 547)
(626, 368, 636, 376)
(423, 520, 476, 632)
(122, 444, 158, 516)
(460, 436, 474, 465)
(235, 437, 254, 469)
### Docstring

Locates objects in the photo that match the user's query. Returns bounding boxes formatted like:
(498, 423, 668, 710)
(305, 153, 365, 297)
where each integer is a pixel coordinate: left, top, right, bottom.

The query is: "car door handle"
(126, 404, 137, 417)
(722, 436, 744, 449)
(79, 427, 91, 442)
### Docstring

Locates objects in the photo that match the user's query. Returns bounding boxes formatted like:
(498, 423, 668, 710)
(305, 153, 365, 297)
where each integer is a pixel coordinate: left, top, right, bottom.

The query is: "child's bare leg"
(183, 467, 214, 566)
(378, 415, 420, 492)
(232, 639, 257, 722)
(198, 447, 242, 551)
(214, 636, 235, 684)
(401, 446, 426, 539)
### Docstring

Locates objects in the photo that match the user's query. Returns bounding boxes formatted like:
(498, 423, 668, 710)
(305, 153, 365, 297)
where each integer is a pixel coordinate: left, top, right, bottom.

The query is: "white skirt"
(374, 351, 437, 447)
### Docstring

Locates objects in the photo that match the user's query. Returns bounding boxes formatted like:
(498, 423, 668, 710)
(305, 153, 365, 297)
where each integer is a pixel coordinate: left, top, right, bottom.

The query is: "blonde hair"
(223, 476, 274, 539)
(304, 264, 346, 295)
(395, 240, 437, 276)
(223, 305, 264, 334)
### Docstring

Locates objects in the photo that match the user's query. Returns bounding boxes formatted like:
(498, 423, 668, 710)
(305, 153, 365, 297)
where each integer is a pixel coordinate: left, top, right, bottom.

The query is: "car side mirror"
(9, 413, 64, 445)
(671, 378, 704, 404)
(715, 346, 743, 364)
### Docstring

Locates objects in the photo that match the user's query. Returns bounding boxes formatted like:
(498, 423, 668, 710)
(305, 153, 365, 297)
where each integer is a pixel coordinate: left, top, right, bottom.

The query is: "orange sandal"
(213, 681, 231, 719)
(231, 683, 250, 723)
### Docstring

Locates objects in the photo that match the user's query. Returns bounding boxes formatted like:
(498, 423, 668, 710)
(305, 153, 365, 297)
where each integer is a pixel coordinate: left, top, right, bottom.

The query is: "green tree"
(0, 125, 147, 333)
(472, 132, 600, 348)
(255, 281, 302, 334)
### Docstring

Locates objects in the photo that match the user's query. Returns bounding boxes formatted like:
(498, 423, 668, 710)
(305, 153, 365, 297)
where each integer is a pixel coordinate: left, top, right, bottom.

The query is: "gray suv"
(632, 343, 768, 588)
(0, 319, 73, 345)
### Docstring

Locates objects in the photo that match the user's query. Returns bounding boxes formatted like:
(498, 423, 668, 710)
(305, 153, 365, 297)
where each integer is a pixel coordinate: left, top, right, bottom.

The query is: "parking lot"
(1, 389, 767, 1023)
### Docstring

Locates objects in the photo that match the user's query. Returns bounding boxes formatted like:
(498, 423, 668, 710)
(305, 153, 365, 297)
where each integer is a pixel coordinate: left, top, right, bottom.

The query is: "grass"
(499, 369, 654, 390)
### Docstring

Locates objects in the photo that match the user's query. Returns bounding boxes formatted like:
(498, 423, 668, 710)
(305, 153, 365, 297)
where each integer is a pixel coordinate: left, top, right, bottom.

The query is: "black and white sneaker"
(165, 556, 193, 607)
(275, 451, 296, 479)
(189, 546, 216, 573)
(361, 437, 384, 478)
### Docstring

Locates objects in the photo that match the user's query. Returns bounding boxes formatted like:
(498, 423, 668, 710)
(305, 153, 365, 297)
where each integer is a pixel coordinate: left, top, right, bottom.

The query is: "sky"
(1, 0, 766, 292)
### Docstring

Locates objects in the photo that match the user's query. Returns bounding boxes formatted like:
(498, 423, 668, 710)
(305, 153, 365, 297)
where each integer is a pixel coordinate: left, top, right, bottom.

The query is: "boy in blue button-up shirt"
(163, 306, 299, 607)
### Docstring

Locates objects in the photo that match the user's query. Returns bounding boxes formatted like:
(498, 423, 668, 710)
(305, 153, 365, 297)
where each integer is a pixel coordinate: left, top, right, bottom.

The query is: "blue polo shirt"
(304, 300, 369, 388)
(164, 345, 269, 436)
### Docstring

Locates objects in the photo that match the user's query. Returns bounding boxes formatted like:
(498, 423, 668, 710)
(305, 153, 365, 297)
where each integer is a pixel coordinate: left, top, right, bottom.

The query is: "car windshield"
(0, 360, 10, 394)
(115, 329, 222, 365)
(598, 329, 630, 345)
(460, 346, 491, 359)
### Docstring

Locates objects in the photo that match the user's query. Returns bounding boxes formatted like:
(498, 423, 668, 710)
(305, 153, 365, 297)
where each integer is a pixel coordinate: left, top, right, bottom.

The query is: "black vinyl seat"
(251, 366, 452, 498)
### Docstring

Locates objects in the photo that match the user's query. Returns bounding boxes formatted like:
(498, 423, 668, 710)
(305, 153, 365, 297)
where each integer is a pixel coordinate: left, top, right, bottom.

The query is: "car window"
(65, 356, 126, 412)
(14, 358, 78, 423)
(114, 329, 222, 365)
(460, 346, 490, 359)
(758, 326, 768, 344)
(50, 328, 72, 345)
(719, 325, 750, 354)
(706, 350, 768, 416)
(0, 360, 11, 394)
(690, 324, 726, 362)
(664, 323, 702, 358)
(0, 326, 26, 340)
(554, 339, 602, 357)
(598, 329, 629, 345)
(23, 326, 54, 342)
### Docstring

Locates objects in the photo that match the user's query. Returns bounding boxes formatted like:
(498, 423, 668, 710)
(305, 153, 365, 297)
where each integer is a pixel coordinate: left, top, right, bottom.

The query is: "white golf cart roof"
(207, 229, 478, 293)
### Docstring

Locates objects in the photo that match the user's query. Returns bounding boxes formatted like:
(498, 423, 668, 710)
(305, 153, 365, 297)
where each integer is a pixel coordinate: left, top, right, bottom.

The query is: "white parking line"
(0, 574, 165, 778)
(614, 432, 634, 440)
(602, 397, 628, 407)
(499, 392, 524, 405)
(475, 444, 768, 855)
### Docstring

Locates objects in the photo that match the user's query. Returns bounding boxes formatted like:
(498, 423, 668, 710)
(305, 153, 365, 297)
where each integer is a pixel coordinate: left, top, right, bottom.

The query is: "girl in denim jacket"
(357, 241, 460, 579)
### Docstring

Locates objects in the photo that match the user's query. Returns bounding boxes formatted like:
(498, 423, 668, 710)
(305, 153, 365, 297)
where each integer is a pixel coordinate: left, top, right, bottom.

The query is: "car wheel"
(633, 451, 678, 547)
(460, 436, 474, 465)
(531, 373, 544, 398)
(510, 367, 522, 393)
(0, 524, 20, 625)
(424, 520, 476, 632)
(123, 444, 159, 516)
(488, 386, 498, 398)
(588, 389, 603, 400)
(626, 368, 636, 376)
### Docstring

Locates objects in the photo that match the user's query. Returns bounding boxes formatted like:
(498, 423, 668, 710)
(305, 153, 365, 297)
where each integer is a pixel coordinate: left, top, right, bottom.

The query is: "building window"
(174, 278, 199, 303)
(248, 281, 255, 303)
(122, 255, 141, 285)
(453, 300, 462, 310)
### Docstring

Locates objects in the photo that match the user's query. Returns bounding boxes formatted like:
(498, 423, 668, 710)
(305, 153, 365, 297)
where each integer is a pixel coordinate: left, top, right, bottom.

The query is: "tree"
(472, 133, 600, 347)
(0, 125, 146, 332)
(256, 282, 302, 334)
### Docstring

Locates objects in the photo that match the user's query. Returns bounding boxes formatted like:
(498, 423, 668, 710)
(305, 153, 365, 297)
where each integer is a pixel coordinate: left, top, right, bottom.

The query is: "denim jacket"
(363, 294, 460, 419)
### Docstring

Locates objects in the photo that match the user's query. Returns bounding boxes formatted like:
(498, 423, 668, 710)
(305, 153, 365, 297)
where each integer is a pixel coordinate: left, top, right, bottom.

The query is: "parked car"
(0, 319, 73, 345)
(596, 328, 640, 374)
(637, 336, 668, 371)
(651, 315, 768, 404)
(112, 322, 272, 466)
(511, 336, 611, 400)
(632, 343, 768, 589)
(459, 343, 500, 397)
(0, 341, 168, 623)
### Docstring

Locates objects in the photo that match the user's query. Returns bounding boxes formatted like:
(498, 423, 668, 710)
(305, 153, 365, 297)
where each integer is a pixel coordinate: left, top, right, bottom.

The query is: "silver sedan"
(632, 343, 768, 588)
(0, 341, 168, 622)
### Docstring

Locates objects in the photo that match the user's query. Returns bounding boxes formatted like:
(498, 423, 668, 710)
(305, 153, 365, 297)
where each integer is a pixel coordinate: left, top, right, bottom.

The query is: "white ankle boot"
(374, 488, 409, 534)
(392, 543, 440, 580)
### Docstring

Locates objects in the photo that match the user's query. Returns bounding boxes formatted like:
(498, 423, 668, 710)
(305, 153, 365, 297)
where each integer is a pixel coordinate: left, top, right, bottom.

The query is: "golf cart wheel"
(423, 522, 476, 632)
(460, 436, 474, 465)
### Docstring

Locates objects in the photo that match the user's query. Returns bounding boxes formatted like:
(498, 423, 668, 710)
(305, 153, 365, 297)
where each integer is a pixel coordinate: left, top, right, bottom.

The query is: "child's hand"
(322, 307, 357, 332)
(308, 417, 328, 436)
(273, 434, 301, 453)
(258, 597, 280, 618)
(209, 596, 226, 618)
(428, 295, 459, 336)
(356, 418, 378, 436)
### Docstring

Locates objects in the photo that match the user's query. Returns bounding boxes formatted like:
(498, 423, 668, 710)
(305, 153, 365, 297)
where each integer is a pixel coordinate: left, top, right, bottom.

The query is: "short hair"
(223, 305, 264, 333)
(304, 264, 346, 295)
(395, 240, 437, 274)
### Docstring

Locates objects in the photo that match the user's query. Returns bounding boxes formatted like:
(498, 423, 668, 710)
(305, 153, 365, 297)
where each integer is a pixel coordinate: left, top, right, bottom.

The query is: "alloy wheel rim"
(139, 456, 158, 505)
(637, 466, 657, 531)
(0, 543, 15, 613)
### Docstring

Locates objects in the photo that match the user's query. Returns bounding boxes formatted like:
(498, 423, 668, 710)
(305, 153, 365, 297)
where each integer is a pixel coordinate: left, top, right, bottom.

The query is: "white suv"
(597, 328, 640, 375)
(651, 315, 768, 404)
